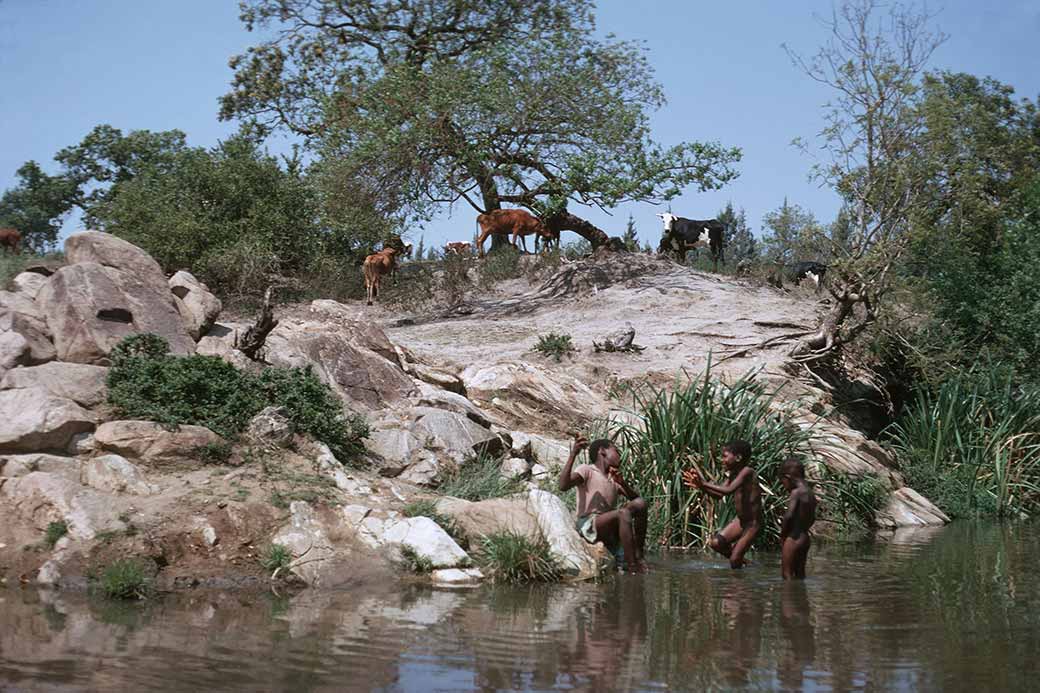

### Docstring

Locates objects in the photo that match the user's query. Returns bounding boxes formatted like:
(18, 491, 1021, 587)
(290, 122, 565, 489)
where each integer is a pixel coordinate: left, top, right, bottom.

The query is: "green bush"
(260, 544, 293, 573)
(532, 333, 575, 362)
(815, 468, 888, 538)
(106, 334, 368, 462)
(44, 520, 68, 548)
(475, 531, 561, 584)
(439, 455, 523, 502)
(887, 365, 1040, 519)
(93, 559, 152, 600)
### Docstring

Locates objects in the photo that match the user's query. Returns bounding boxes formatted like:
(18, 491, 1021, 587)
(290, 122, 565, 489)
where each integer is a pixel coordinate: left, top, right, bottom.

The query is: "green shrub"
(887, 365, 1040, 518)
(532, 333, 575, 362)
(478, 245, 522, 286)
(94, 559, 152, 600)
(398, 546, 435, 574)
(44, 520, 68, 548)
(440, 455, 523, 502)
(260, 544, 293, 573)
(815, 468, 888, 537)
(106, 334, 368, 462)
(475, 531, 561, 583)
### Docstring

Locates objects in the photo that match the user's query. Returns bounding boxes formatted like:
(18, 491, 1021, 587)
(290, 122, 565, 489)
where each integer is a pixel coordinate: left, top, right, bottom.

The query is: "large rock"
(1, 471, 126, 539)
(0, 388, 96, 453)
(195, 323, 253, 369)
(64, 231, 169, 293)
(10, 272, 47, 300)
(358, 515, 469, 569)
(36, 262, 195, 363)
(434, 497, 541, 543)
(0, 309, 55, 366)
(511, 431, 571, 469)
(0, 329, 28, 374)
(409, 408, 507, 461)
(0, 289, 41, 318)
(412, 383, 493, 427)
(877, 487, 950, 529)
(460, 361, 607, 427)
(94, 420, 223, 466)
(526, 489, 600, 579)
(0, 453, 80, 479)
(81, 454, 159, 495)
(246, 406, 293, 448)
(266, 318, 416, 411)
(0, 362, 109, 408)
(269, 501, 339, 585)
(169, 271, 222, 340)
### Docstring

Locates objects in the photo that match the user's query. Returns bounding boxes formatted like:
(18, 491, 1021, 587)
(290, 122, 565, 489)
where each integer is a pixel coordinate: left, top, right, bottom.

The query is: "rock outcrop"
(94, 420, 223, 466)
(0, 388, 96, 453)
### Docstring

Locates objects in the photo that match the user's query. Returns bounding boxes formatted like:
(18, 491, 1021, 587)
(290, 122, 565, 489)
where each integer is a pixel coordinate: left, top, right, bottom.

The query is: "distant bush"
(533, 333, 575, 362)
(476, 532, 561, 584)
(107, 334, 368, 462)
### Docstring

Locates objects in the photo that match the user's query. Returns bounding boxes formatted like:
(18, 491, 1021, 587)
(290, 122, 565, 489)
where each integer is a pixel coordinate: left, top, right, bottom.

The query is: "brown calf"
(444, 241, 473, 256)
(362, 246, 404, 305)
(475, 209, 555, 257)
(0, 228, 21, 254)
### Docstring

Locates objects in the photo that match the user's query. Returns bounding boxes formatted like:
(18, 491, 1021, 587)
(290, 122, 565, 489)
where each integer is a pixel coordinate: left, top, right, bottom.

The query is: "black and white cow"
(656, 213, 726, 271)
(789, 261, 828, 293)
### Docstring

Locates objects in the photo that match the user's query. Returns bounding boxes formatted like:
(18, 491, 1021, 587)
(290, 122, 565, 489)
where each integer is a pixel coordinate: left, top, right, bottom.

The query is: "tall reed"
(886, 366, 1040, 518)
(606, 360, 818, 549)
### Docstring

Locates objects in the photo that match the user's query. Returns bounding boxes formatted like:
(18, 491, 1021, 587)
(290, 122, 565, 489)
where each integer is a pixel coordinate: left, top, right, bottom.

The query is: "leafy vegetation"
(260, 544, 293, 573)
(532, 333, 576, 362)
(887, 367, 1040, 519)
(475, 531, 562, 584)
(107, 334, 368, 462)
(44, 520, 68, 549)
(92, 559, 152, 600)
(477, 246, 523, 286)
(439, 455, 524, 502)
(398, 546, 435, 575)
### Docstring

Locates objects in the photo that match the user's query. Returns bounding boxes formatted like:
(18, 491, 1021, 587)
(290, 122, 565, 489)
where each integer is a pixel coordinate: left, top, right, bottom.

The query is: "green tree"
(760, 198, 823, 263)
(221, 0, 741, 249)
(784, 0, 946, 359)
(716, 201, 756, 262)
(0, 161, 78, 252)
(622, 214, 639, 252)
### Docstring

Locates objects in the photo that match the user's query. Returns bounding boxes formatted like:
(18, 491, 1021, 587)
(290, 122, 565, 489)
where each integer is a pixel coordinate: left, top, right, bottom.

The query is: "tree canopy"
(220, 0, 741, 247)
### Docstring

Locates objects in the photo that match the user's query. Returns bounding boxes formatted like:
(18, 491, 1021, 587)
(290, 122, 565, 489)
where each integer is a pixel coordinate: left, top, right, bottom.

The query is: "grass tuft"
(260, 544, 293, 573)
(532, 333, 575, 362)
(93, 559, 152, 600)
(44, 520, 68, 549)
(398, 545, 435, 574)
(439, 455, 523, 502)
(475, 531, 561, 584)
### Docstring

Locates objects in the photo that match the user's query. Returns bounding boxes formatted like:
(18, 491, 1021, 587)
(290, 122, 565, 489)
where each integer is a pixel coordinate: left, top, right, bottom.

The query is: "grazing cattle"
(444, 241, 473, 256)
(362, 244, 410, 305)
(475, 208, 555, 257)
(655, 213, 726, 271)
(0, 227, 21, 254)
(790, 261, 828, 292)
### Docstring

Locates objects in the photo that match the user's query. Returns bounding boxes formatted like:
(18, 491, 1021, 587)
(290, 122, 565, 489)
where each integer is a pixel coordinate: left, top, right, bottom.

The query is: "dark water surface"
(2, 523, 1039, 691)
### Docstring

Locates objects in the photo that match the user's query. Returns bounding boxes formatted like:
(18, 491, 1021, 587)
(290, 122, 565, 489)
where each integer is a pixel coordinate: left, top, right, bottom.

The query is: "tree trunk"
(544, 210, 615, 250)
(236, 286, 279, 361)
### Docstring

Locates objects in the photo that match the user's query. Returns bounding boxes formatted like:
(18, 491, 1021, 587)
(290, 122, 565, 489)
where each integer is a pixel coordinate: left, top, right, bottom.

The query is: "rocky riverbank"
(0, 233, 947, 592)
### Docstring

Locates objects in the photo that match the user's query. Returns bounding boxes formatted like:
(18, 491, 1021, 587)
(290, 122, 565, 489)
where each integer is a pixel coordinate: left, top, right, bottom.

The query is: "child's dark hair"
(781, 456, 805, 478)
(723, 440, 752, 461)
(588, 438, 614, 465)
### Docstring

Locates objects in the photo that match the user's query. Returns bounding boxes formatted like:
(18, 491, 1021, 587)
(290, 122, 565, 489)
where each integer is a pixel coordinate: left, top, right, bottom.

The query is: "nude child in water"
(682, 440, 761, 569)
(779, 457, 817, 580)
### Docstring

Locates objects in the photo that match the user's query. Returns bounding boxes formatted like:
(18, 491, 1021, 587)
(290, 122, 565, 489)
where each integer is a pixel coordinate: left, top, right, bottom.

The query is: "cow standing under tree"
(475, 208, 556, 257)
(655, 213, 726, 271)
(0, 228, 21, 254)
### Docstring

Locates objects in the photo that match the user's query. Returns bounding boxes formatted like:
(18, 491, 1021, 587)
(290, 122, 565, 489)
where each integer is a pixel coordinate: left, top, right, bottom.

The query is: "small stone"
(201, 525, 218, 547)
(431, 568, 484, 585)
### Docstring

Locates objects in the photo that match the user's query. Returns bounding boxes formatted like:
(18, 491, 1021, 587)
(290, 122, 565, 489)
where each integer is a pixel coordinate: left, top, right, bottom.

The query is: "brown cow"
(444, 241, 473, 256)
(0, 228, 21, 254)
(475, 209, 555, 257)
(362, 246, 407, 305)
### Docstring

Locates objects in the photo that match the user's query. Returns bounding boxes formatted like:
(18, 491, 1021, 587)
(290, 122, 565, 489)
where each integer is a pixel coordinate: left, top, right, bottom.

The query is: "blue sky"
(2, 1, 1038, 249)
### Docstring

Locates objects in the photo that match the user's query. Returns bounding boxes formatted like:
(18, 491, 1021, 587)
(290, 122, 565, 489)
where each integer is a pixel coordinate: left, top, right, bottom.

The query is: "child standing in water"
(683, 440, 761, 569)
(560, 435, 649, 573)
(779, 457, 817, 580)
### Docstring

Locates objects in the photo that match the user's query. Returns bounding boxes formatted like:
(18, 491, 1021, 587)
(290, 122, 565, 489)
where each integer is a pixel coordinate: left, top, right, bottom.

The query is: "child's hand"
(571, 435, 588, 457)
(682, 468, 702, 489)
(608, 466, 625, 486)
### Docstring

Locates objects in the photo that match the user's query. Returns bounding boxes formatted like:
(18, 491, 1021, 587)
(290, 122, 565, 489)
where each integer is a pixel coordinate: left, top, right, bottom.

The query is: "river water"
(2, 522, 1038, 691)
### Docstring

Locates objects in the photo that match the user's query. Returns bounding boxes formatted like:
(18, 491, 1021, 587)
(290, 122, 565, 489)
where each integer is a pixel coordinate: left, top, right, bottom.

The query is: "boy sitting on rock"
(559, 435, 649, 573)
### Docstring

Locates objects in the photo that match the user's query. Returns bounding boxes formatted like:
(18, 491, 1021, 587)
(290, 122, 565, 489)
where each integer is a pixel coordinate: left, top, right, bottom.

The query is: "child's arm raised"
(695, 467, 754, 499)
(558, 436, 588, 492)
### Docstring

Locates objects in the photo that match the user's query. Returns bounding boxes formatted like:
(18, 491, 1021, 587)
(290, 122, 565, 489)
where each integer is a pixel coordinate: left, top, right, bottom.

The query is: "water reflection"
(2, 523, 1040, 691)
